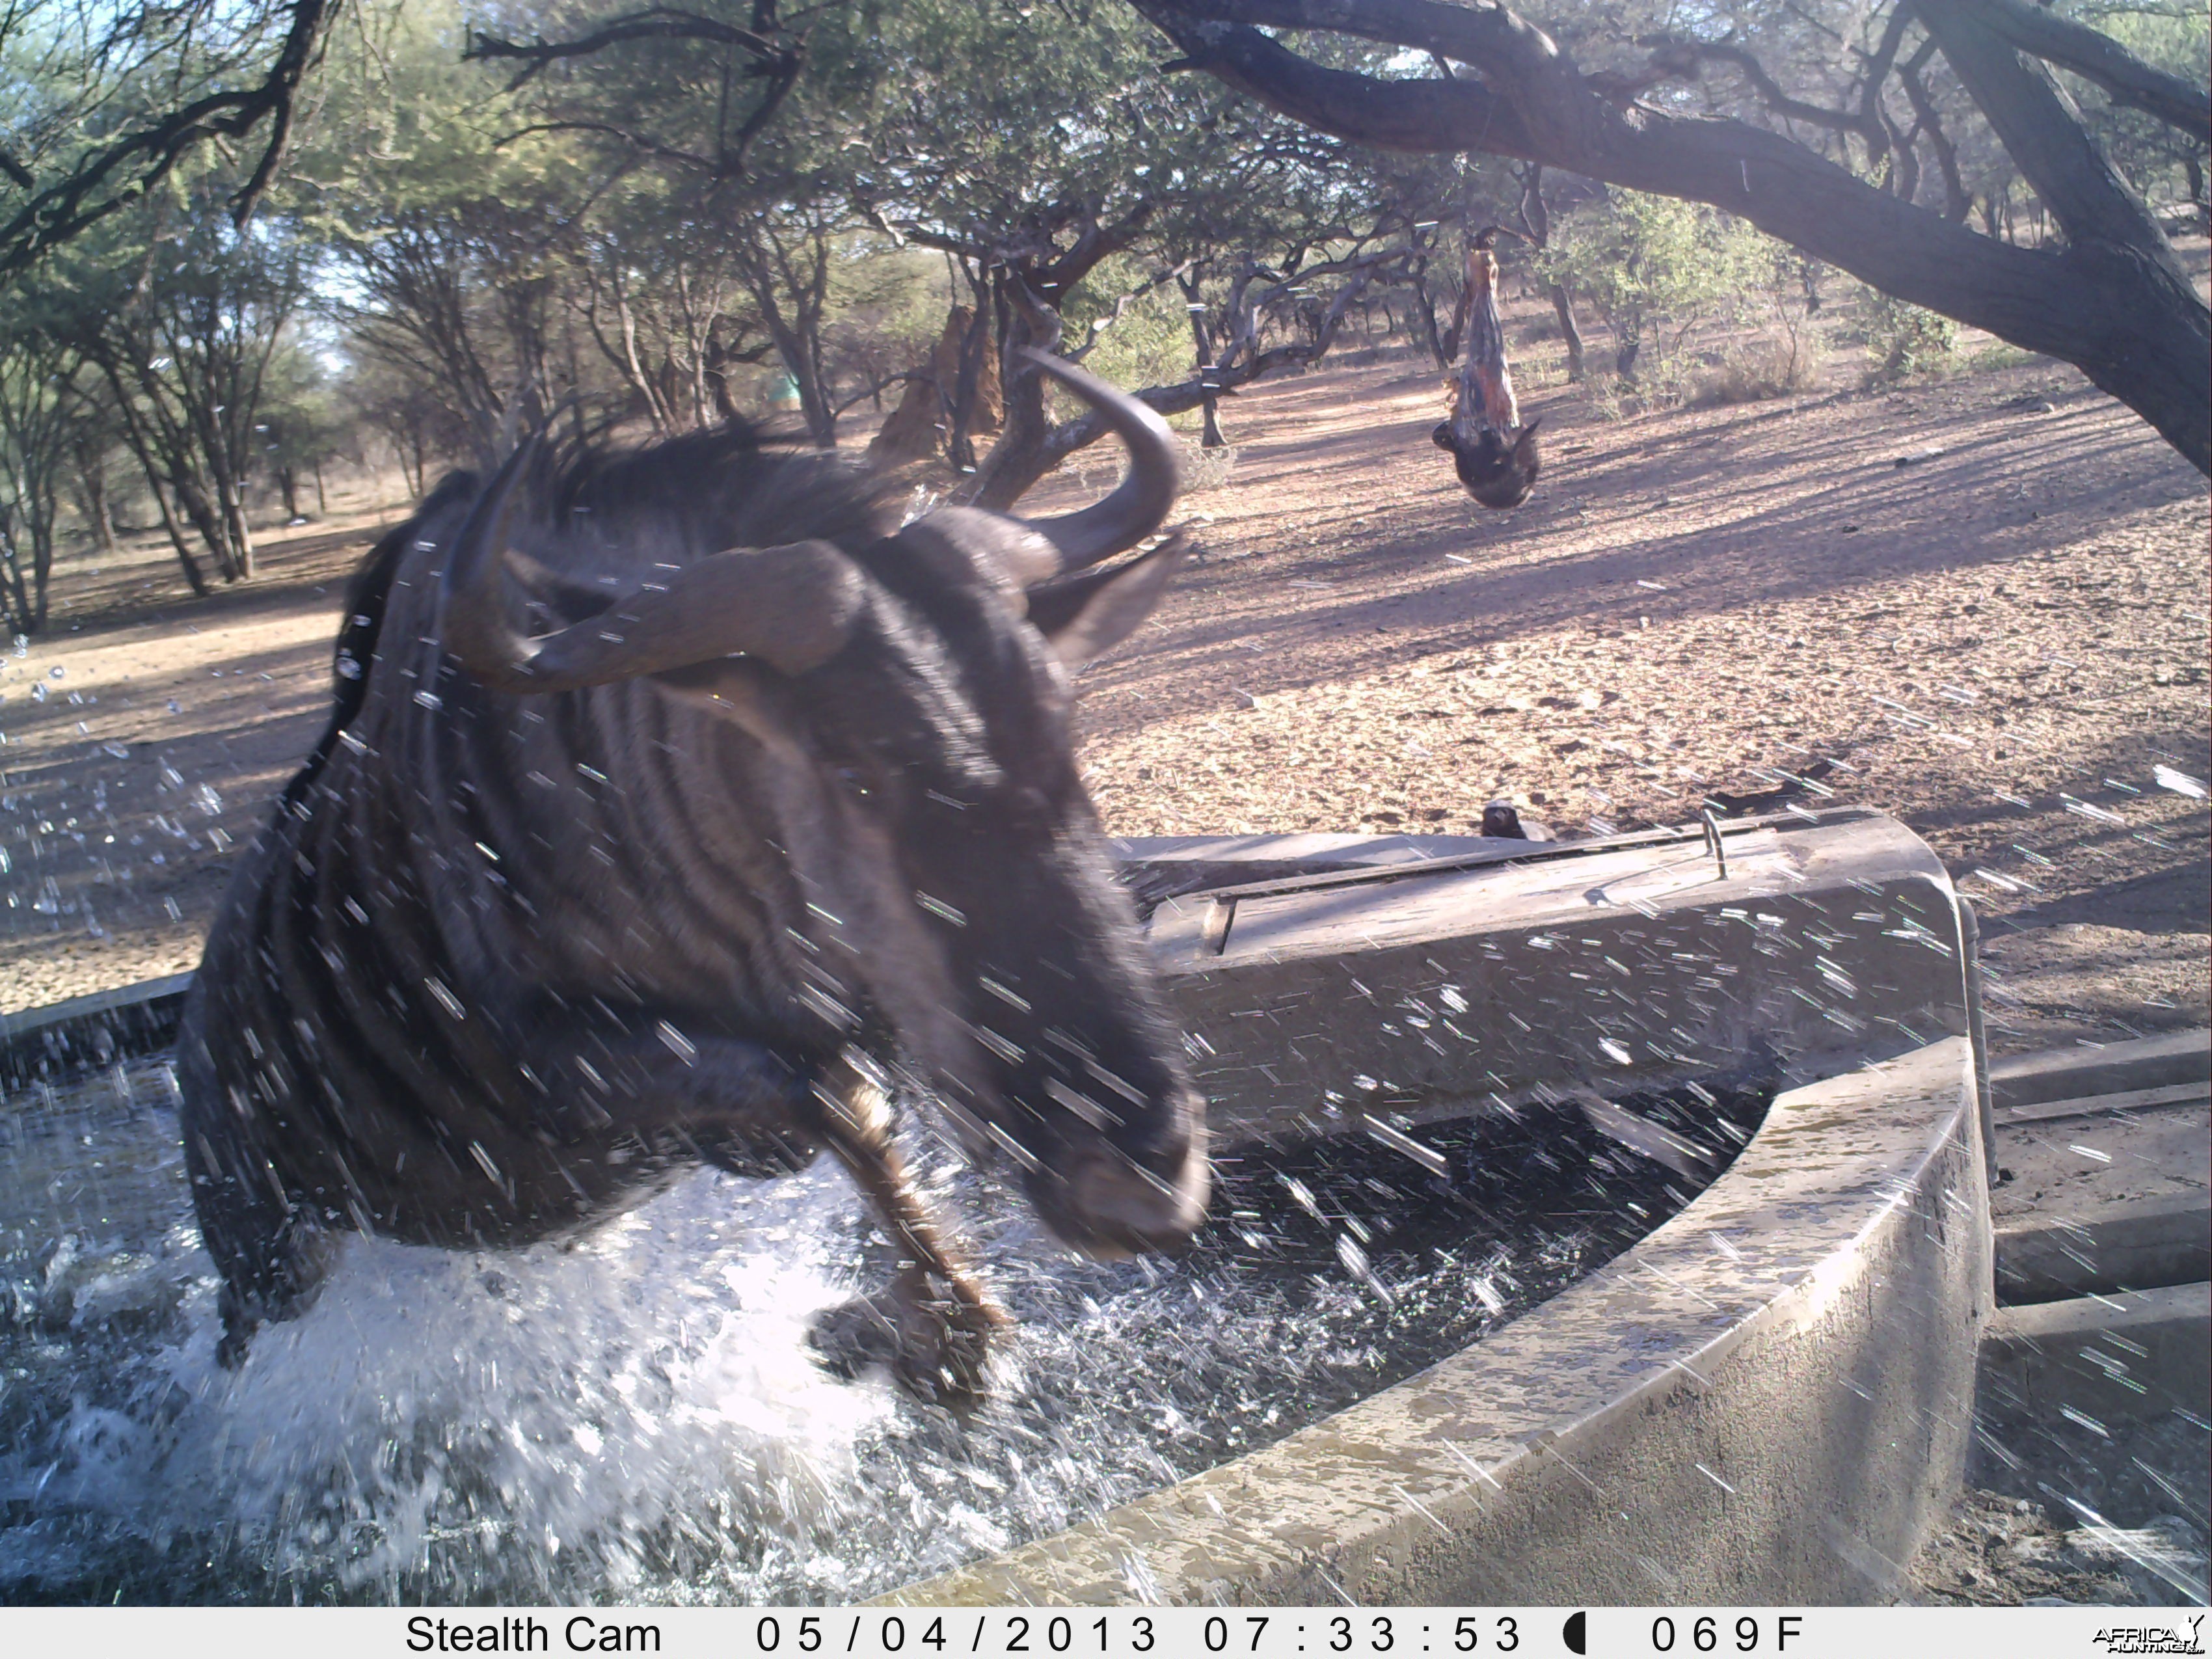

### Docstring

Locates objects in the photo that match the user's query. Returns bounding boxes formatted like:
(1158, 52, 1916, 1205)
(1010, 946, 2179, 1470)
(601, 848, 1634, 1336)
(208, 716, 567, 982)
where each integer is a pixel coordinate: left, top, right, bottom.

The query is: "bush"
(1578, 366, 1693, 420)
(1695, 331, 1828, 405)
(1178, 437, 1237, 491)
(1538, 190, 1766, 381)
(1864, 293, 1958, 381)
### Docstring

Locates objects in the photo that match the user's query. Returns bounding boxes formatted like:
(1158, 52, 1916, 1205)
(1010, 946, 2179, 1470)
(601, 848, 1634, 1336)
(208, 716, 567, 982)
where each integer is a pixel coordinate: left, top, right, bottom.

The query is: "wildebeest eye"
(835, 766, 870, 797)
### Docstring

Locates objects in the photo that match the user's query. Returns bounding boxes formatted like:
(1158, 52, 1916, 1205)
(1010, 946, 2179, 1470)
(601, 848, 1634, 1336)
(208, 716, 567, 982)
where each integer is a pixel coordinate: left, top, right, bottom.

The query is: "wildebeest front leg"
(803, 1057, 1008, 1408)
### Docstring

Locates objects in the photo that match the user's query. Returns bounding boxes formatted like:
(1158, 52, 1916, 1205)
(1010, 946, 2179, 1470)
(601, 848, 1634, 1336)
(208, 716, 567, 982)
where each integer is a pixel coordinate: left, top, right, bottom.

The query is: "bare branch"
(1896, 42, 1970, 221)
(832, 370, 921, 417)
(1642, 36, 1887, 157)
(463, 5, 805, 177)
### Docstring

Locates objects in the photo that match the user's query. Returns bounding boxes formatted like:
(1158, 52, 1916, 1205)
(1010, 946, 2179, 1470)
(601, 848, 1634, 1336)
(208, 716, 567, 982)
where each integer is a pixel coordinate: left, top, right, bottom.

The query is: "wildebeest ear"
(1024, 535, 1189, 669)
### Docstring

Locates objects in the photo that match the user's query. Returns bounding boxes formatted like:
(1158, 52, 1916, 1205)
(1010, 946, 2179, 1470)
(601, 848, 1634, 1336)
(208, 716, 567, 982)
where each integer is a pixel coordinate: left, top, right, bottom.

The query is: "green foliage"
(1537, 190, 1767, 377)
(1061, 254, 1193, 397)
(1863, 291, 1958, 381)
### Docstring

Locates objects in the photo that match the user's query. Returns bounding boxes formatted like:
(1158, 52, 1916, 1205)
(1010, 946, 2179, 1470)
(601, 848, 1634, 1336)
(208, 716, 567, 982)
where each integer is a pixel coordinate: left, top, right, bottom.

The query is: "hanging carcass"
(1434, 230, 1543, 509)
(176, 353, 1207, 1405)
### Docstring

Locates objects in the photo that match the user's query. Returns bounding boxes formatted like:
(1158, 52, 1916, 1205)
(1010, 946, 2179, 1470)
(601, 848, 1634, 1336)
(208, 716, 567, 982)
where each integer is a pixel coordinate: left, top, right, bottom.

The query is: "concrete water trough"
(887, 807, 1995, 1604)
(0, 809, 1996, 1604)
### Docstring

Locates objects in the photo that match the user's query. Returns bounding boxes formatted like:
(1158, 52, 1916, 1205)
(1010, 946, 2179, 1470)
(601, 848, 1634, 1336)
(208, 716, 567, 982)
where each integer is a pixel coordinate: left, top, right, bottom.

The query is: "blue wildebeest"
(178, 356, 1207, 1404)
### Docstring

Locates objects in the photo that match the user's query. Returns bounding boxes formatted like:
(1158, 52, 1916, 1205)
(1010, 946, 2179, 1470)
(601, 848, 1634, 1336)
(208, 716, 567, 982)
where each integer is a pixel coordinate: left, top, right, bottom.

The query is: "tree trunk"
(971, 274, 1061, 510)
(946, 283, 995, 475)
(1180, 273, 1228, 448)
(1915, 2, 2208, 470)
(1412, 261, 1453, 368)
(75, 446, 116, 555)
(1548, 282, 1585, 380)
(152, 485, 210, 597)
(96, 369, 211, 596)
(0, 504, 31, 636)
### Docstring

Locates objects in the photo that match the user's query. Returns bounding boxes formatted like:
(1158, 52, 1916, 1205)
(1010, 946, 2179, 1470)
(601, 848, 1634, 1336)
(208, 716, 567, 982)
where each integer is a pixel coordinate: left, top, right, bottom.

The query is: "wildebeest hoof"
(806, 1291, 906, 1379)
(805, 1269, 1007, 1410)
(215, 1318, 254, 1371)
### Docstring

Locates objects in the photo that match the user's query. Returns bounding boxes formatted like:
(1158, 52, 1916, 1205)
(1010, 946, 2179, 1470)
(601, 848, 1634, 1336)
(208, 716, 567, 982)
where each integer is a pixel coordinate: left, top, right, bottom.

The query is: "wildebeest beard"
(178, 356, 1208, 1406)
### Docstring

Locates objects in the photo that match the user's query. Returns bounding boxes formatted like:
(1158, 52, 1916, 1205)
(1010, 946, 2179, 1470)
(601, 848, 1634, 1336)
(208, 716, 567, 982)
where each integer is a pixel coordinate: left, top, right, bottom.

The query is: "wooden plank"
(1994, 1080, 2209, 1127)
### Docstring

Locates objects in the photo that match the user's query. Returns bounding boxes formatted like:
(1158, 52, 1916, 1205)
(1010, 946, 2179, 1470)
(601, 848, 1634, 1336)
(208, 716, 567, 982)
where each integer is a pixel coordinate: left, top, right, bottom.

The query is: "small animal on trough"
(1433, 232, 1542, 510)
(176, 353, 1209, 1407)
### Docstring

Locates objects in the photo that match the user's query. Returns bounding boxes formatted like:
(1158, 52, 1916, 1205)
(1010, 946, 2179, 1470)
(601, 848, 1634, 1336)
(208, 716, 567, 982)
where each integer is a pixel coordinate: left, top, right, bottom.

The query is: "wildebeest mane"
(535, 426, 1000, 788)
(284, 425, 903, 811)
(283, 468, 479, 812)
(181, 356, 1208, 1397)
(540, 422, 898, 589)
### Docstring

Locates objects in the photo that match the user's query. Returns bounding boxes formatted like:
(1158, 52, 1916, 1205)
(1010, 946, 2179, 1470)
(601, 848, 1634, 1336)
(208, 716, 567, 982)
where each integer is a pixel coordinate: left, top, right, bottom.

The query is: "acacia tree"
(301, 4, 614, 468)
(854, 0, 1459, 500)
(1124, 0, 2211, 474)
(456, 0, 1390, 483)
(0, 0, 338, 282)
(571, 212, 776, 436)
(0, 316, 85, 632)
(45, 185, 315, 586)
(459, 1, 869, 448)
(840, 0, 1189, 498)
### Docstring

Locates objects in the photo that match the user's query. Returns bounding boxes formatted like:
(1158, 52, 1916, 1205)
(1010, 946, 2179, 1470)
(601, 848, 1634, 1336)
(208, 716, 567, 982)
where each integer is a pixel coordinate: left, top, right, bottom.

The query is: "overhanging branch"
(463, 5, 804, 178)
(1958, 0, 2209, 135)
(0, 0, 338, 282)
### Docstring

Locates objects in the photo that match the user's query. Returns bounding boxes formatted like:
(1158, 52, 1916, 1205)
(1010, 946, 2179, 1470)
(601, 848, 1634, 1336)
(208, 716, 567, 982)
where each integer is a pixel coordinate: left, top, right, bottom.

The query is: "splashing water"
(2, 1055, 1769, 1603)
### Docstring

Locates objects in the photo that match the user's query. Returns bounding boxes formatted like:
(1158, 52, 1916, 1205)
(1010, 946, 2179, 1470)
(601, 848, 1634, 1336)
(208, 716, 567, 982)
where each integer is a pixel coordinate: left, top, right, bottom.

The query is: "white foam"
(21, 1161, 895, 1598)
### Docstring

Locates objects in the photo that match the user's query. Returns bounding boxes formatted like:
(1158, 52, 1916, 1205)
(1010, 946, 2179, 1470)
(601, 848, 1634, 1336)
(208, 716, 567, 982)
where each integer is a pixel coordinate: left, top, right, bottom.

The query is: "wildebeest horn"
(443, 436, 867, 692)
(1014, 348, 1179, 576)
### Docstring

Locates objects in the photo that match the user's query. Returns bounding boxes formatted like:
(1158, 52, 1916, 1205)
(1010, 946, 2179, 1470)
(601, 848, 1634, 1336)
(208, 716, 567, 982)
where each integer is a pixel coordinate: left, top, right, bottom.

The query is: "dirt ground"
(1902, 1489, 2207, 1606)
(3, 341, 2207, 1039)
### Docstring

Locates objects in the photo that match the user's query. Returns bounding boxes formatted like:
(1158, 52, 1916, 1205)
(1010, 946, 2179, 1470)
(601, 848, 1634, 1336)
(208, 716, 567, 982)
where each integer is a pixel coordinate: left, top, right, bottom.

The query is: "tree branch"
(464, 5, 804, 176)
(1643, 37, 1885, 157)
(1958, 0, 2209, 135)
(833, 369, 921, 417)
(494, 121, 720, 174)
(1917, 3, 2185, 268)
(0, 0, 338, 282)
(1135, 18, 1541, 157)
(464, 8, 788, 88)
(1896, 40, 1970, 221)
(1129, 0, 2211, 473)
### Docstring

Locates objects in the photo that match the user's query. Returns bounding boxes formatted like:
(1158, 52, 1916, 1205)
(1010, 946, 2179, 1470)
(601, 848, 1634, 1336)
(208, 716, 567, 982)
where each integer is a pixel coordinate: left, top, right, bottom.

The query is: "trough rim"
(882, 1024, 1990, 1605)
